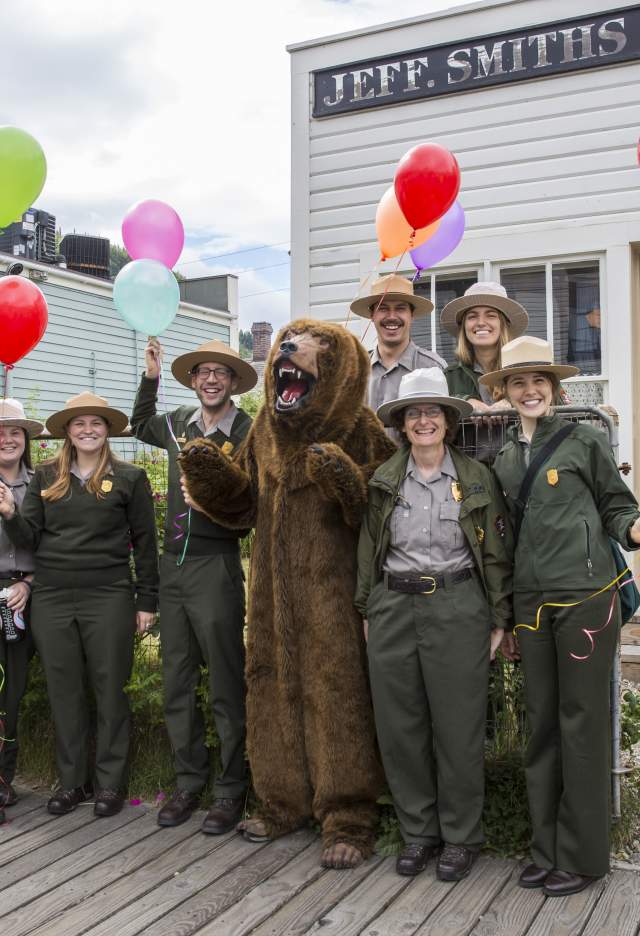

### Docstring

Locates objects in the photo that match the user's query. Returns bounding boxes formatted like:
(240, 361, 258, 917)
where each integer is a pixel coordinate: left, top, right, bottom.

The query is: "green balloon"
(0, 127, 47, 227)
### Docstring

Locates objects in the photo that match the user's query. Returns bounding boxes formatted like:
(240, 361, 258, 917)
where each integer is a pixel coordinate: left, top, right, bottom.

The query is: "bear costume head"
(264, 319, 370, 445)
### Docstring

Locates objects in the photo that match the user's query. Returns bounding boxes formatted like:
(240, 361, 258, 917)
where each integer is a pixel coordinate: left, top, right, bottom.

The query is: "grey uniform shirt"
(473, 362, 494, 406)
(369, 341, 447, 443)
(187, 401, 238, 438)
(0, 464, 35, 574)
(383, 448, 474, 576)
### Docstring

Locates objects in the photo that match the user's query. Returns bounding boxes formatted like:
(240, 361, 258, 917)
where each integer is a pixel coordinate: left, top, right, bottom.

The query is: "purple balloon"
(122, 199, 184, 269)
(410, 201, 465, 275)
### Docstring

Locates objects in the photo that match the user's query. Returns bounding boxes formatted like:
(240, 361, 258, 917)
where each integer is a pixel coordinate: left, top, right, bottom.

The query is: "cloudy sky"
(3, 0, 469, 329)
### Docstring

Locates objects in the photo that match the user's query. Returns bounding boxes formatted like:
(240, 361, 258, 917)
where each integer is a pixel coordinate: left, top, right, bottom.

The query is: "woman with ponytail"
(0, 392, 158, 818)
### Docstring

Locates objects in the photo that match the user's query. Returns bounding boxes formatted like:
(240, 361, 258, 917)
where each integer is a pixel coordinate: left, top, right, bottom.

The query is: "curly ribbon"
(513, 567, 635, 661)
(2, 363, 14, 401)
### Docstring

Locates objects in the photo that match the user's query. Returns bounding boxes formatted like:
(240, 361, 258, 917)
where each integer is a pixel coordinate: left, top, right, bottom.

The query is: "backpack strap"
(512, 422, 575, 545)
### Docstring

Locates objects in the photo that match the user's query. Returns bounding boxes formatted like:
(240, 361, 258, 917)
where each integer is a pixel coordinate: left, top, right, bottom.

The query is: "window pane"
(552, 262, 601, 376)
(499, 267, 547, 340)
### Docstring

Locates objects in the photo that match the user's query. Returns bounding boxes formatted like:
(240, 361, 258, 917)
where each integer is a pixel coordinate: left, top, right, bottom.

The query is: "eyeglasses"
(405, 405, 443, 421)
(192, 366, 234, 381)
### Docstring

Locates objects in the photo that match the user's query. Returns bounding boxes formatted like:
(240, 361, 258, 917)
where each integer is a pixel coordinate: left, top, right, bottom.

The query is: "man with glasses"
(131, 337, 257, 832)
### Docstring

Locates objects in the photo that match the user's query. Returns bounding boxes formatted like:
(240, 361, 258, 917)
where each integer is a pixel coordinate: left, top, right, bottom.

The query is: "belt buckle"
(420, 575, 437, 595)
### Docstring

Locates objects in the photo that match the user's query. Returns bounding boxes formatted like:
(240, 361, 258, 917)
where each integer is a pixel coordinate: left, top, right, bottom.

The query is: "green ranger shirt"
(356, 444, 513, 630)
(130, 374, 252, 555)
(492, 413, 640, 593)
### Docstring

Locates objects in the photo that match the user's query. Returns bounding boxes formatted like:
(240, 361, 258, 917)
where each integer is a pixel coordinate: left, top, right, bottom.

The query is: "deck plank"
(0, 802, 61, 843)
(468, 865, 545, 936)
(0, 806, 146, 890)
(303, 857, 412, 935)
(81, 832, 266, 936)
(573, 871, 640, 936)
(0, 803, 97, 869)
(251, 855, 386, 936)
(135, 829, 316, 936)
(1, 791, 46, 820)
(413, 857, 513, 935)
(358, 864, 455, 936)
(23, 824, 237, 936)
(525, 877, 607, 936)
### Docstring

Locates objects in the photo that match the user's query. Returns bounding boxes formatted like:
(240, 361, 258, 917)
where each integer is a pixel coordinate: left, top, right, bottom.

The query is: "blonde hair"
(41, 429, 117, 502)
(455, 310, 512, 402)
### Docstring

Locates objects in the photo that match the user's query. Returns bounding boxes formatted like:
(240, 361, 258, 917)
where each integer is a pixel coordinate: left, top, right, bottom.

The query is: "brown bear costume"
(179, 319, 396, 866)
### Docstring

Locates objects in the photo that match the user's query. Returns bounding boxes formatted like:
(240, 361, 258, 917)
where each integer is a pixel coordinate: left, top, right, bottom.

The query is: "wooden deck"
(1, 791, 640, 936)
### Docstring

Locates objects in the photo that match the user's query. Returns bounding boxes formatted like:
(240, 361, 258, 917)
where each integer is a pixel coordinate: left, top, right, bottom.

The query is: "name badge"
(101, 479, 113, 493)
(547, 469, 559, 487)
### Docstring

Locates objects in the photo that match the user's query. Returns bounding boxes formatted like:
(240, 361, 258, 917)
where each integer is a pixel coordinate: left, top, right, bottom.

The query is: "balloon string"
(345, 256, 383, 330)
(176, 508, 191, 567)
(157, 359, 180, 451)
(513, 566, 639, 661)
(2, 364, 13, 401)
(361, 249, 408, 345)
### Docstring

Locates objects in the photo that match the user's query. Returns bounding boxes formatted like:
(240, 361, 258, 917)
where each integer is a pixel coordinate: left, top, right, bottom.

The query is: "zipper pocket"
(584, 520, 593, 577)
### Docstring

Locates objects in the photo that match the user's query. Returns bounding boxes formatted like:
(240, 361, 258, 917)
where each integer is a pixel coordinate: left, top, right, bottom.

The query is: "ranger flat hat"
(440, 281, 529, 337)
(377, 367, 473, 426)
(350, 273, 434, 319)
(46, 391, 129, 438)
(0, 398, 44, 437)
(479, 336, 580, 387)
(171, 339, 258, 393)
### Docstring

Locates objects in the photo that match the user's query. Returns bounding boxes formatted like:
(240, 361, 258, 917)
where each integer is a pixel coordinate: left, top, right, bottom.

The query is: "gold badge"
(546, 469, 559, 487)
(451, 481, 463, 503)
(101, 479, 113, 493)
(221, 441, 235, 456)
(475, 526, 485, 544)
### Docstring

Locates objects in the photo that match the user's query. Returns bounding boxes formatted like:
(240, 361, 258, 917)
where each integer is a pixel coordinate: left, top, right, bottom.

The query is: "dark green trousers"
(516, 589, 619, 878)
(367, 573, 492, 847)
(30, 581, 135, 791)
(0, 576, 34, 786)
(159, 551, 247, 797)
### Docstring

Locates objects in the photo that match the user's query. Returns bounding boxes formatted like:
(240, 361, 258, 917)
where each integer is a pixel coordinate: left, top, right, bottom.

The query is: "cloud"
(4, 0, 468, 331)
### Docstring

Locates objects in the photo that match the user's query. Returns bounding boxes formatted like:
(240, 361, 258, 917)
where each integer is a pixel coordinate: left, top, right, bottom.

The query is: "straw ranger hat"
(440, 282, 529, 337)
(0, 398, 44, 437)
(46, 391, 129, 438)
(350, 274, 434, 320)
(171, 339, 258, 394)
(479, 336, 580, 387)
(377, 368, 473, 426)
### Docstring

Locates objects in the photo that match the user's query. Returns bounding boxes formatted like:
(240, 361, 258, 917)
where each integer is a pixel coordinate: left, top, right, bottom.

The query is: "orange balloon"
(375, 186, 440, 260)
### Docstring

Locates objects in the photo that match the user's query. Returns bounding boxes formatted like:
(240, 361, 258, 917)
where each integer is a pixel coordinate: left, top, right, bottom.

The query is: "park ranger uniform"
(3, 459, 158, 793)
(493, 413, 640, 878)
(356, 443, 512, 849)
(131, 374, 251, 801)
(0, 463, 34, 795)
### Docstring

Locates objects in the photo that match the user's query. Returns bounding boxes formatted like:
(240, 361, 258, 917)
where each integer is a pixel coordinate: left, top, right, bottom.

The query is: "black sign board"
(312, 6, 640, 117)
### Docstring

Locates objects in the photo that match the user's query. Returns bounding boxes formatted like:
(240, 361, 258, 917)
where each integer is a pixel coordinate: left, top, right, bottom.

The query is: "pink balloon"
(122, 199, 184, 269)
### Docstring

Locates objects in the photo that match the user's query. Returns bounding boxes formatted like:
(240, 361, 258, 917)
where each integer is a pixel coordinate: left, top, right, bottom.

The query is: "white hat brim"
(377, 392, 473, 426)
(0, 417, 44, 437)
(479, 362, 580, 387)
(440, 294, 529, 337)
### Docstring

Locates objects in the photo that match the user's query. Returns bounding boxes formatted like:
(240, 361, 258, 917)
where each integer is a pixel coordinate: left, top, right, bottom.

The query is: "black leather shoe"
(1, 783, 17, 807)
(201, 796, 244, 835)
(157, 789, 200, 827)
(396, 843, 440, 876)
(94, 789, 124, 818)
(543, 869, 598, 897)
(436, 844, 478, 881)
(47, 787, 90, 815)
(519, 863, 550, 888)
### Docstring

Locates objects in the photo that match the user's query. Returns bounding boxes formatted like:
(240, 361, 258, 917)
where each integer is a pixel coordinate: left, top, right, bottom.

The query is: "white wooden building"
(288, 0, 640, 482)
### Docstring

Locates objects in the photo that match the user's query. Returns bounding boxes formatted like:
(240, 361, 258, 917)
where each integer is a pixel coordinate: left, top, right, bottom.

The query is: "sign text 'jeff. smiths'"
(312, 7, 640, 117)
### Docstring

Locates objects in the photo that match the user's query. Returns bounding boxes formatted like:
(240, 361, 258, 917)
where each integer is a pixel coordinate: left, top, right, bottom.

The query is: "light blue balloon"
(113, 258, 179, 334)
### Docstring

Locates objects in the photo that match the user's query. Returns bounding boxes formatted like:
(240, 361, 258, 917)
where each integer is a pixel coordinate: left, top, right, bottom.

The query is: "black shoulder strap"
(513, 422, 575, 545)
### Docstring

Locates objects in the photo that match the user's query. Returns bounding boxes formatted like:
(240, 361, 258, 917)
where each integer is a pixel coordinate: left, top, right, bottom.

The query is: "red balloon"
(0, 276, 48, 366)
(394, 143, 461, 231)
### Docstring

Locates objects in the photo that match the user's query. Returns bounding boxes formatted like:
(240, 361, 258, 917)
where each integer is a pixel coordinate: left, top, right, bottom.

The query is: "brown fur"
(179, 319, 395, 855)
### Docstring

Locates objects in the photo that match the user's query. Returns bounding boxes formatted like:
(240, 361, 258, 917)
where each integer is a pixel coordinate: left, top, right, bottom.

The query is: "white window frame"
(400, 263, 483, 354)
(492, 253, 606, 384)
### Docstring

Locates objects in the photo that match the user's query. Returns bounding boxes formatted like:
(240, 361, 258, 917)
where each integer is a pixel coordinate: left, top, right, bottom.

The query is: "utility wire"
(176, 240, 290, 267)
(239, 286, 291, 300)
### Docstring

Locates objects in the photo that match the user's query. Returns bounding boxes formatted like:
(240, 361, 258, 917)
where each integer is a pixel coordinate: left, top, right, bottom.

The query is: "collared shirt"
(70, 461, 114, 487)
(369, 341, 447, 443)
(187, 400, 238, 438)
(383, 448, 474, 576)
(0, 463, 35, 574)
(473, 362, 495, 406)
(517, 429, 532, 468)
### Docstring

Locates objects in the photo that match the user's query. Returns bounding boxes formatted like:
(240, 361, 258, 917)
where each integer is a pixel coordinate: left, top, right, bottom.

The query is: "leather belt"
(386, 567, 475, 595)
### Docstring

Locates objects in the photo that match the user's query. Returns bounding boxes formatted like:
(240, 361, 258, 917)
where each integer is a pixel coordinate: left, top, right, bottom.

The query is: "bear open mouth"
(274, 360, 315, 412)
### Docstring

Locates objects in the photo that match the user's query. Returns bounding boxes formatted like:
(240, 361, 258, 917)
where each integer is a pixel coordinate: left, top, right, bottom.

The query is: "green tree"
(239, 329, 253, 361)
(110, 243, 131, 278)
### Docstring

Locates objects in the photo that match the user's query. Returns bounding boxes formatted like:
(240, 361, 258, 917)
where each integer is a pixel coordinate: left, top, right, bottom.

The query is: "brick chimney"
(251, 321, 273, 363)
